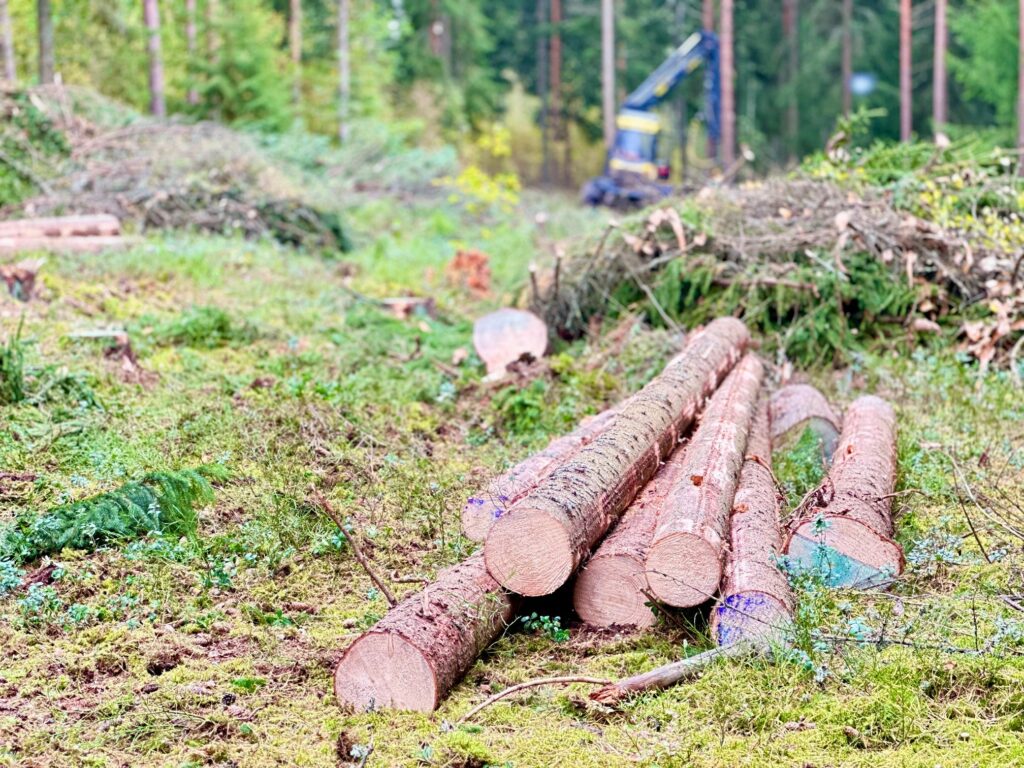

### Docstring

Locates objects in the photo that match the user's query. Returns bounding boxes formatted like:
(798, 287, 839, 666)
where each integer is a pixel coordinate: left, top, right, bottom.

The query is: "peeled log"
(769, 384, 841, 459)
(463, 407, 617, 542)
(0, 215, 121, 238)
(0, 236, 131, 255)
(334, 553, 516, 712)
(711, 400, 793, 646)
(485, 317, 750, 596)
(783, 395, 903, 588)
(646, 354, 765, 608)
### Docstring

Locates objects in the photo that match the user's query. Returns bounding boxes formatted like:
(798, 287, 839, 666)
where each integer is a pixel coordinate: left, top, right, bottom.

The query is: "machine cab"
(608, 109, 669, 181)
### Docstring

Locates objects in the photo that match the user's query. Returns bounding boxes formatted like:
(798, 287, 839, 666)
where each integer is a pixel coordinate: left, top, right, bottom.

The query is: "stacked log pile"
(333, 320, 903, 712)
(0, 214, 129, 254)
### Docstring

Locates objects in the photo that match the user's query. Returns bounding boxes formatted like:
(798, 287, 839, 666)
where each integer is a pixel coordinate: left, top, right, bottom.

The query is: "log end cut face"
(713, 591, 791, 647)
(484, 507, 573, 596)
(461, 496, 508, 542)
(786, 515, 904, 588)
(574, 554, 656, 629)
(645, 532, 722, 608)
(334, 631, 439, 712)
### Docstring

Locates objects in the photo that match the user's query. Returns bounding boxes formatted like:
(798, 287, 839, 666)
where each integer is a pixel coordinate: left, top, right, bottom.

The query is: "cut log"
(0, 236, 131, 255)
(646, 354, 765, 608)
(711, 400, 793, 646)
(0, 214, 121, 238)
(463, 407, 618, 542)
(573, 443, 690, 628)
(485, 317, 749, 597)
(769, 383, 841, 459)
(783, 395, 903, 588)
(334, 553, 517, 712)
(472, 308, 548, 377)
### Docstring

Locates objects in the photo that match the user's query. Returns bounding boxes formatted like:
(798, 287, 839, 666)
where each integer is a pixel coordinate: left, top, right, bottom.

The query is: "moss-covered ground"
(1, 189, 1023, 768)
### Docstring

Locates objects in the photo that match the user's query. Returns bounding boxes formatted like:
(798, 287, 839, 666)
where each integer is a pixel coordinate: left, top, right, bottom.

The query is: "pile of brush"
(332, 318, 903, 713)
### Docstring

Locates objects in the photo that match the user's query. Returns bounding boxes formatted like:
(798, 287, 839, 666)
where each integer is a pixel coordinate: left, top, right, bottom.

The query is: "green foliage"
(494, 380, 548, 436)
(773, 427, 830, 504)
(0, 560, 23, 597)
(951, 0, 1019, 126)
(0, 467, 224, 565)
(520, 612, 569, 643)
(0, 318, 27, 405)
(0, 91, 69, 205)
(147, 306, 259, 349)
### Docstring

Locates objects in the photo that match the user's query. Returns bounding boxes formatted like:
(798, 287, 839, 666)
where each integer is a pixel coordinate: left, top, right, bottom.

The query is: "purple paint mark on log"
(715, 592, 775, 647)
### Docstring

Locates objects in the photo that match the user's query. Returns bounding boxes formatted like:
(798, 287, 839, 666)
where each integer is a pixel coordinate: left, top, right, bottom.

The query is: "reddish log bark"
(711, 400, 793, 646)
(0, 215, 121, 239)
(769, 383, 841, 458)
(485, 317, 749, 596)
(334, 553, 517, 712)
(646, 354, 764, 607)
(463, 407, 618, 542)
(783, 395, 904, 587)
(573, 443, 689, 628)
(0, 236, 131, 255)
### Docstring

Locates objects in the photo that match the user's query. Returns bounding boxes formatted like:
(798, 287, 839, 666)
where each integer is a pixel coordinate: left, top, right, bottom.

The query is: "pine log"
(573, 443, 689, 628)
(769, 383, 841, 459)
(783, 395, 903, 588)
(463, 407, 618, 542)
(0, 214, 121, 238)
(484, 317, 749, 596)
(646, 354, 765, 607)
(334, 553, 517, 712)
(711, 400, 793, 646)
(0, 236, 131, 255)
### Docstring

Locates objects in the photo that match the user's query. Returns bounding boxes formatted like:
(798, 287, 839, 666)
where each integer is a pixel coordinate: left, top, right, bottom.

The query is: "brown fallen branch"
(458, 675, 611, 723)
(310, 493, 397, 608)
(783, 395, 904, 587)
(334, 553, 518, 712)
(484, 317, 750, 596)
(769, 384, 842, 459)
(646, 354, 765, 608)
(462, 407, 618, 542)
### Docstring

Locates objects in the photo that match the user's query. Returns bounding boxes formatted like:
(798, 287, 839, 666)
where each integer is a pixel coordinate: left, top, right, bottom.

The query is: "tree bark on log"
(711, 400, 793, 646)
(463, 407, 618, 542)
(334, 553, 517, 712)
(573, 443, 689, 628)
(485, 317, 749, 596)
(645, 353, 764, 607)
(783, 395, 904, 587)
(0, 215, 121, 239)
(0, 236, 131, 254)
(769, 383, 840, 459)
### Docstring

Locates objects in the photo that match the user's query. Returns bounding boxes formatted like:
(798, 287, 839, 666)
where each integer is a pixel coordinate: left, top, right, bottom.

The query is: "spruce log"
(711, 400, 793, 646)
(334, 553, 517, 712)
(0, 236, 131, 255)
(485, 317, 749, 596)
(573, 443, 689, 628)
(783, 395, 903, 587)
(646, 354, 765, 607)
(0, 214, 121, 238)
(463, 407, 618, 542)
(769, 383, 841, 459)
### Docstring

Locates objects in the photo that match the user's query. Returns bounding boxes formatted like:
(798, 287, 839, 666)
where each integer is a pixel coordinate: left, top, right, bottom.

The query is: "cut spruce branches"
(0, 466, 225, 564)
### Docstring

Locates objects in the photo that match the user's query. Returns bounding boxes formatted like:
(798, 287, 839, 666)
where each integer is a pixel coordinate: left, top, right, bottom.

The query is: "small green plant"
(0, 560, 23, 596)
(773, 427, 830, 504)
(0, 318, 27, 405)
(520, 612, 569, 643)
(231, 676, 267, 693)
(149, 306, 259, 349)
(494, 379, 547, 435)
(17, 584, 63, 627)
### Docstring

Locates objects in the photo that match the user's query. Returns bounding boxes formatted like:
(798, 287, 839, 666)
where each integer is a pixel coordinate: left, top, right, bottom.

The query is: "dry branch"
(458, 675, 610, 722)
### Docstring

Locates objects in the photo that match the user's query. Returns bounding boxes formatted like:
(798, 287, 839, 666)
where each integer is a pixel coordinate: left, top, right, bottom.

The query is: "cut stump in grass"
(472, 308, 548, 377)
(484, 317, 749, 597)
(573, 443, 690, 628)
(783, 395, 903, 587)
(334, 553, 517, 712)
(462, 407, 618, 542)
(769, 383, 841, 459)
(0, 214, 121, 239)
(711, 400, 793, 646)
(646, 353, 765, 607)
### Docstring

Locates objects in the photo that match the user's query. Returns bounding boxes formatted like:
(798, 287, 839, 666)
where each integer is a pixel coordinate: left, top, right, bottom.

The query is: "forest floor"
(2, 174, 1024, 767)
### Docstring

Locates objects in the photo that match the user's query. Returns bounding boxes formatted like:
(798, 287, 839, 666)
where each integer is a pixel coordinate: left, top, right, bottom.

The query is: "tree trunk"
(933, 0, 947, 130)
(537, 0, 550, 186)
(841, 0, 852, 116)
(711, 400, 792, 646)
(574, 443, 690, 628)
(337, 0, 350, 143)
(719, 0, 734, 168)
(549, 0, 562, 185)
(484, 318, 749, 597)
(601, 0, 615, 149)
(784, 395, 903, 588)
(0, 214, 120, 238)
(143, 0, 166, 117)
(185, 0, 198, 105)
(37, 0, 54, 85)
(0, 0, 15, 84)
(463, 407, 618, 542)
(334, 553, 517, 712)
(206, 0, 219, 63)
(646, 354, 764, 608)
(290, 0, 302, 104)
(782, 0, 798, 160)
(768, 383, 840, 458)
(899, 0, 912, 141)
(702, 0, 713, 31)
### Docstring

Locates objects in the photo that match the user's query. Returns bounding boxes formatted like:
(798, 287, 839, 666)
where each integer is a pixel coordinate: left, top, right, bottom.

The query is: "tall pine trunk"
(841, 0, 852, 115)
(143, 0, 166, 117)
(290, 0, 302, 104)
(337, 0, 350, 143)
(782, 0, 798, 160)
(185, 0, 198, 104)
(537, 0, 550, 185)
(37, 0, 54, 84)
(550, 0, 564, 184)
(719, 0, 734, 167)
(0, 0, 15, 83)
(933, 0, 946, 130)
(601, 0, 615, 149)
(899, 0, 911, 141)
(702, 0, 713, 31)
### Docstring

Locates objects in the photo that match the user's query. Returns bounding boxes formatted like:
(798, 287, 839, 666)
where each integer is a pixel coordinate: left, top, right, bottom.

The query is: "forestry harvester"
(582, 31, 721, 209)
